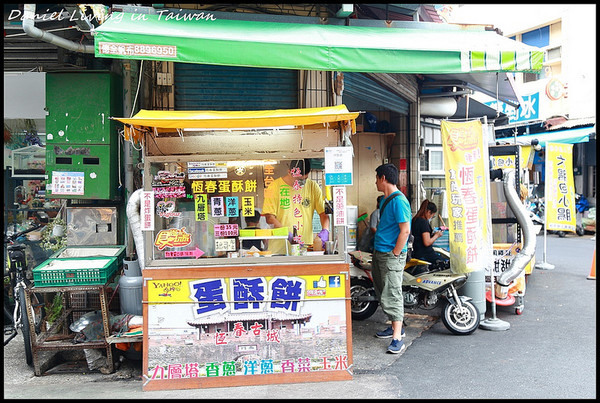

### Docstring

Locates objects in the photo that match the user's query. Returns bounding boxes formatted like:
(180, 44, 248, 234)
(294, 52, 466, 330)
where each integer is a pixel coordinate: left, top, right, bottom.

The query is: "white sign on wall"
(141, 191, 155, 231)
(332, 186, 347, 226)
(324, 147, 353, 186)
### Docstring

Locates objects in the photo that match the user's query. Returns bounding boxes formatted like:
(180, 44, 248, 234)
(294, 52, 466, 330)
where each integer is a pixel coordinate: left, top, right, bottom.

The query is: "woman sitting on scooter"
(411, 199, 448, 267)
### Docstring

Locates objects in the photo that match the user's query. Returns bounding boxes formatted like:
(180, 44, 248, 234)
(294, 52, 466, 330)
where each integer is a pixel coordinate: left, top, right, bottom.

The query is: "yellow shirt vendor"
(262, 159, 330, 255)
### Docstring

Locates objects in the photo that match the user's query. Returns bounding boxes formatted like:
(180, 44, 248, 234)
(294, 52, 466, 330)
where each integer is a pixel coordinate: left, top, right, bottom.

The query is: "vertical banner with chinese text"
(141, 191, 155, 231)
(332, 186, 347, 226)
(545, 142, 576, 232)
(441, 120, 493, 274)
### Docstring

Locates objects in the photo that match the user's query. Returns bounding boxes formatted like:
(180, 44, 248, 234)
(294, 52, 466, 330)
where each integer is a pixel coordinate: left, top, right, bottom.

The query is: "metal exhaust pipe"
(22, 4, 95, 54)
(497, 169, 536, 287)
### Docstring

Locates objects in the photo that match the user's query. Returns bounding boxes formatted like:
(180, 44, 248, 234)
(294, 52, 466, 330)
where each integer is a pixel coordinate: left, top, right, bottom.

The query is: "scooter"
(349, 246, 480, 335)
(527, 197, 545, 229)
(527, 195, 585, 237)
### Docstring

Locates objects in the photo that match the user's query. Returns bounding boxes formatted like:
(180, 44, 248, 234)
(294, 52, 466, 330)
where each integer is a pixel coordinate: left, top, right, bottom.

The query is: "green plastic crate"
(50, 245, 126, 267)
(33, 256, 118, 287)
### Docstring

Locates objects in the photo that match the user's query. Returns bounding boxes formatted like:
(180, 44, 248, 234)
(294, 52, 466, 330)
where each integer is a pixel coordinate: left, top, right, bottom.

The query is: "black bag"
(356, 227, 374, 253)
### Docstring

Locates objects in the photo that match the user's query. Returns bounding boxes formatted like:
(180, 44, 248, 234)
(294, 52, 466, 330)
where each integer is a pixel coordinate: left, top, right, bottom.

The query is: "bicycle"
(4, 211, 49, 366)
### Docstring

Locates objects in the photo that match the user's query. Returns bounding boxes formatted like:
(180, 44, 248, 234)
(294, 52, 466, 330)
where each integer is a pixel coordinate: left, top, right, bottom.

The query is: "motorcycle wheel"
(350, 278, 378, 321)
(442, 300, 480, 335)
(576, 226, 585, 236)
(557, 231, 566, 238)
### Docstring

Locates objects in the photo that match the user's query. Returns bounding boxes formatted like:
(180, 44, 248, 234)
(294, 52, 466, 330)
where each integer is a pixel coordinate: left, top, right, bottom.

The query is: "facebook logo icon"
(328, 276, 341, 288)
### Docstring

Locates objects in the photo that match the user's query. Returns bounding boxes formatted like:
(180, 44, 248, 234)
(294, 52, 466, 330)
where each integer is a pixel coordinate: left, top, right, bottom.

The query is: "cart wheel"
(515, 306, 524, 315)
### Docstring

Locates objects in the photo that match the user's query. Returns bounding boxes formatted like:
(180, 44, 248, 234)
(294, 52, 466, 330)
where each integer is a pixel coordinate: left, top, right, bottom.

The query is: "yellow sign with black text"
(545, 142, 576, 232)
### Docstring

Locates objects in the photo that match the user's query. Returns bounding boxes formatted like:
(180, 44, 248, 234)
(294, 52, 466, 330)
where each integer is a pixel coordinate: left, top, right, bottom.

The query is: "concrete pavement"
(3, 233, 596, 399)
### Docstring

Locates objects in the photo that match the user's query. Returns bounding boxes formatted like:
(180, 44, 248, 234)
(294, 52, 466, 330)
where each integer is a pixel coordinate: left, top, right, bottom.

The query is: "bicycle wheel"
(4, 286, 15, 327)
(17, 287, 34, 366)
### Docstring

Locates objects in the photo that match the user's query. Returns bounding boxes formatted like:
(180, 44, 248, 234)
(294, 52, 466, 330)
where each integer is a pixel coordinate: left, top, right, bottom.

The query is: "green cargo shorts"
(372, 250, 407, 322)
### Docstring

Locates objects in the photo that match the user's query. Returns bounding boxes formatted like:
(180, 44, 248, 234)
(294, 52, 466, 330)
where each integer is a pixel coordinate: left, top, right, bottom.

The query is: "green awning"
(93, 13, 543, 74)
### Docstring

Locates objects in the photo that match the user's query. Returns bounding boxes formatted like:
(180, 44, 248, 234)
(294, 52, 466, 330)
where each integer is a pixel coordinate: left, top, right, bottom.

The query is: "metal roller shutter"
(174, 64, 298, 111)
(342, 72, 409, 115)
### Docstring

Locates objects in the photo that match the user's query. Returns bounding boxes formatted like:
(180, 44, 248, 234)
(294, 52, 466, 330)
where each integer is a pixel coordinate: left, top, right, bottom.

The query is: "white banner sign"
(332, 186, 347, 226)
(141, 191, 155, 231)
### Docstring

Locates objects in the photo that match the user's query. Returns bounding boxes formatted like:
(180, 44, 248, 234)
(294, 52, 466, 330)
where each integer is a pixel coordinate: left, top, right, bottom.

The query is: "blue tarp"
(511, 126, 595, 146)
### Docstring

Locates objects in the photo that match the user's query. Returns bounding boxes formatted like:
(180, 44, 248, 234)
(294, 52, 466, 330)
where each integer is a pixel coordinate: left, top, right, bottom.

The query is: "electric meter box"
(45, 71, 121, 146)
(45, 71, 122, 200)
(45, 144, 118, 200)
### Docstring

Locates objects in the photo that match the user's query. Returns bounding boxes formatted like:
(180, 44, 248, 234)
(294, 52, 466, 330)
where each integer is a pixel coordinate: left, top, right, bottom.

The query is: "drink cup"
(325, 241, 334, 254)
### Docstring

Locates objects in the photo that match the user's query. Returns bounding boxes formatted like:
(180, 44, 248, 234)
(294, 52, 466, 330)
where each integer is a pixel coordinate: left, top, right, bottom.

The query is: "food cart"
(113, 105, 360, 391)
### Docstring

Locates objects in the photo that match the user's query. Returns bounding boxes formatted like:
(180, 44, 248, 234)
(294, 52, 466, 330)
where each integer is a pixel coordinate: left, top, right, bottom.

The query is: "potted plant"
(40, 217, 67, 253)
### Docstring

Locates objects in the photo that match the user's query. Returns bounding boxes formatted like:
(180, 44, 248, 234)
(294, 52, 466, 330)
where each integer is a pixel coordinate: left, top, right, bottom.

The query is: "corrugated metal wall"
(174, 64, 298, 110)
(381, 73, 419, 103)
(343, 72, 410, 115)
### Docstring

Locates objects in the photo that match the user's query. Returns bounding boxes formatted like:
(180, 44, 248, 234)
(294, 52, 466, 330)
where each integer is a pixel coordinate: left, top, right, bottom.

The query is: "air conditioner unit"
(544, 45, 562, 65)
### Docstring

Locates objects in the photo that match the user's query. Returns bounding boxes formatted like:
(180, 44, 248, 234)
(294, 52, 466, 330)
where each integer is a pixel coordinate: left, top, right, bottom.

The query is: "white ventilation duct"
(22, 4, 95, 54)
(126, 189, 145, 271)
(419, 97, 458, 118)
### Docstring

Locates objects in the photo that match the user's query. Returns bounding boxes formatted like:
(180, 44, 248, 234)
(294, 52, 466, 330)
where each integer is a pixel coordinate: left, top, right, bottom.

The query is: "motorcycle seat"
(405, 265, 429, 276)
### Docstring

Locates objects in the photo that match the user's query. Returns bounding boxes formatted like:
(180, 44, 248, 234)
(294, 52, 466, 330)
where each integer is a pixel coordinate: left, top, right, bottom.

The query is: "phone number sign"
(98, 42, 177, 58)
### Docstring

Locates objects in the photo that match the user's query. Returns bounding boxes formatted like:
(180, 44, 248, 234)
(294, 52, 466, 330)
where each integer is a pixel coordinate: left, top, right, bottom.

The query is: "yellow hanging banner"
(490, 145, 535, 170)
(545, 142, 576, 232)
(441, 120, 494, 274)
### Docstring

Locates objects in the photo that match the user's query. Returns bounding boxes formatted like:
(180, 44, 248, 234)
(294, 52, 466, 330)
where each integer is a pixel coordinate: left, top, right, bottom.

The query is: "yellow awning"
(113, 105, 359, 130)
